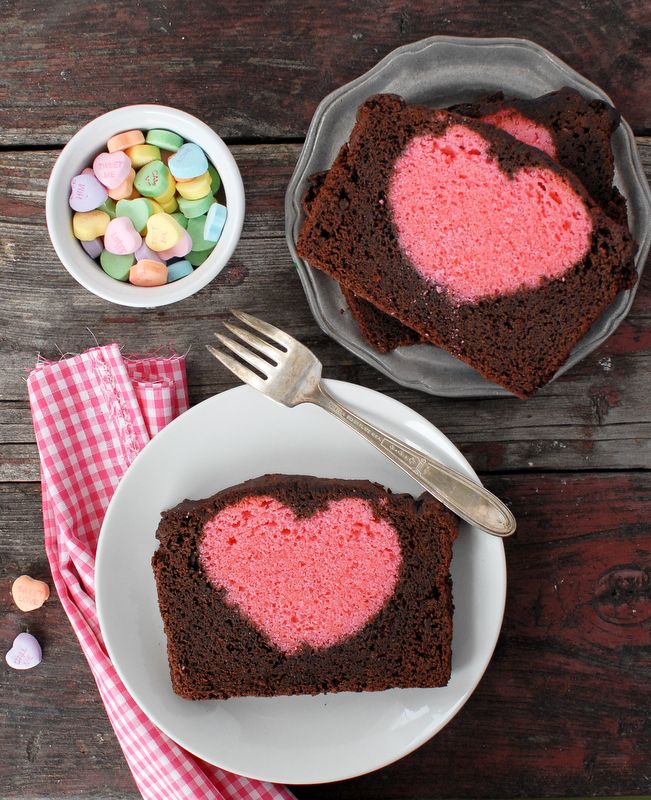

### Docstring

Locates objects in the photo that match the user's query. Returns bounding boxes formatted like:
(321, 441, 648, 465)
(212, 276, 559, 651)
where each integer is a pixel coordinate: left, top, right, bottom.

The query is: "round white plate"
(96, 381, 506, 784)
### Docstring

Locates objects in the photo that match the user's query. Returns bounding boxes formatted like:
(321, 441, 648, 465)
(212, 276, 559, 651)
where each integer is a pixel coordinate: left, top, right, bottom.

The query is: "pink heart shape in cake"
(388, 125, 593, 303)
(199, 495, 402, 654)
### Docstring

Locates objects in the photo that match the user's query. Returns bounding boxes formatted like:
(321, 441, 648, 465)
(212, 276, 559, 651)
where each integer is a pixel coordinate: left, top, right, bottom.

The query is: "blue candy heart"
(204, 203, 228, 243)
(168, 143, 208, 180)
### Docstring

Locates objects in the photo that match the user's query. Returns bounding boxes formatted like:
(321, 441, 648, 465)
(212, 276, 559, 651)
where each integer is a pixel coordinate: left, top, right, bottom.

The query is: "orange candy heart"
(11, 575, 50, 611)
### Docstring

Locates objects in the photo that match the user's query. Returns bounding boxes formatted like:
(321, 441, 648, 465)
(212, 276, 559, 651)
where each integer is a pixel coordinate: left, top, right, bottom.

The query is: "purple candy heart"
(69, 173, 108, 212)
(81, 238, 103, 259)
(135, 242, 164, 263)
(5, 632, 42, 670)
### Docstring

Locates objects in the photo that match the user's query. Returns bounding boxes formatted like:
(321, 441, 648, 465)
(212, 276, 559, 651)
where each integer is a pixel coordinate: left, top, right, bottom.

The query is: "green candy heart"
(146, 129, 184, 152)
(100, 250, 134, 281)
(178, 193, 215, 219)
(187, 215, 217, 252)
(97, 198, 117, 219)
(115, 198, 151, 233)
(207, 163, 221, 194)
(171, 212, 188, 229)
(186, 249, 212, 267)
(134, 160, 172, 198)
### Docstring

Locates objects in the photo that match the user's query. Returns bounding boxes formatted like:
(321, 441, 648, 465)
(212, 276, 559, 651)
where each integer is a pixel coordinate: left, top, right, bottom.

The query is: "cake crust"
(152, 474, 458, 700)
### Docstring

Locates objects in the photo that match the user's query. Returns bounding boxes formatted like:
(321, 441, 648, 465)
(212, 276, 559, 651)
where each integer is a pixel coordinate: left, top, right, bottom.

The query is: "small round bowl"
(46, 105, 245, 308)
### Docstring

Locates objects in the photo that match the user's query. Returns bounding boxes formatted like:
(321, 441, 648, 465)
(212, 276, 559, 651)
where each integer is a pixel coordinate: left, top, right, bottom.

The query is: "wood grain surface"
(1, 2, 650, 798)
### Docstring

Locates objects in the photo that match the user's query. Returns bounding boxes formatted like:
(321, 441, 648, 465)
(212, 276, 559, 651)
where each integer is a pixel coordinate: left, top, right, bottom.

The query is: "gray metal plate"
(285, 36, 651, 398)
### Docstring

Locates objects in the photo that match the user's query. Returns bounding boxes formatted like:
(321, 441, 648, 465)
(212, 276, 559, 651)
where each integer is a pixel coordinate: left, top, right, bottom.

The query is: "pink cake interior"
(388, 126, 593, 303)
(481, 108, 557, 158)
(199, 495, 402, 654)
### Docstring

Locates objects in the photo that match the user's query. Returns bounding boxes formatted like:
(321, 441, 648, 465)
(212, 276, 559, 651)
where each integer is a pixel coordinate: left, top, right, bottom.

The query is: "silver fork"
(207, 310, 516, 537)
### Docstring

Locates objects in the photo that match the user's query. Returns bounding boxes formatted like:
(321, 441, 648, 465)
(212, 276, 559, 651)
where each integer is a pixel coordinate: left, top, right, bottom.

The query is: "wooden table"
(1, 2, 649, 798)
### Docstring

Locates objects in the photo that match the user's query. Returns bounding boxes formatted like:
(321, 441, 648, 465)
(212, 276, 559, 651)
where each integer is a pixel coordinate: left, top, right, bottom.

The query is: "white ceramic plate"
(96, 381, 506, 784)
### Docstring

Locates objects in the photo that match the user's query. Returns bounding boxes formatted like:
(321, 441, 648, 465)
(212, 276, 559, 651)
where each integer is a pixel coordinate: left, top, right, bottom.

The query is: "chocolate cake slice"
(297, 94, 636, 397)
(152, 474, 458, 700)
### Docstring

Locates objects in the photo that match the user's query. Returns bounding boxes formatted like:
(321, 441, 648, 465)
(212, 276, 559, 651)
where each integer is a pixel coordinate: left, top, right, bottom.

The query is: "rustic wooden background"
(1, 1, 650, 798)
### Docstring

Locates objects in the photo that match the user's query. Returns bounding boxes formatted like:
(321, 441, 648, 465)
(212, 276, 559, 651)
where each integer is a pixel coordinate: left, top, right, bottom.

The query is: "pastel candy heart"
(178, 193, 214, 219)
(93, 151, 132, 189)
(97, 198, 117, 219)
(166, 259, 193, 282)
(100, 250, 135, 281)
(107, 129, 145, 153)
(186, 249, 211, 266)
(145, 212, 184, 252)
(146, 129, 184, 152)
(5, 632, 42, 670)
(171, 212, 188, 229)
(388, 126, 593, 303)
(104, 216, 142, 255)
(199, 496, 401, 653)
(157, 229, 192, 260)
(134, 160, 172, 198)
(187, 214, 216, 252)
(72, 210, 110, 240)
(168, 142, 208, 180)
(125, 144, 161, 168)
(69, 173, 108, 212)
(158, 194, 178, 214)
(207, 162, 221, 194)
(134, 242, 164, 263)
(176, 172, 211, 200)
(81, 237, 103, 259)
(129, 259, 168, 286)
(204, 202, 227, 242)
(116, 198, 152, 233)
(107, 168, 136, 201)
(11, 575, 50, 611)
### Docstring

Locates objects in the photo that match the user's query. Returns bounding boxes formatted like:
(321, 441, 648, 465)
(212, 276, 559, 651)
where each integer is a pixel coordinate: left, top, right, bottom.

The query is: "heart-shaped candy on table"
(69, 173, 108, 212)
(104, 216, 142, 255)
(388, 125, 593, 303)
(199, 496, 402, 654)
(11, 575, 50, 611)
(115, 198, 152, 233)
(168, 143, 208, 180)
(93, 151, 132, 189)
(5, 632, 42, 670)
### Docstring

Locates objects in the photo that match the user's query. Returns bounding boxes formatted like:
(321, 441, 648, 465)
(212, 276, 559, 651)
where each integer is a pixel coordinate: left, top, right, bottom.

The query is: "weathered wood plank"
(1, 0, 649, 146)
(2, 474, 650, 799)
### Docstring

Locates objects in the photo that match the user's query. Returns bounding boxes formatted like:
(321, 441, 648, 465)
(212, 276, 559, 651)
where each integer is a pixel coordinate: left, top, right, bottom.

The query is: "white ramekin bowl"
(46, 105, 245, 308)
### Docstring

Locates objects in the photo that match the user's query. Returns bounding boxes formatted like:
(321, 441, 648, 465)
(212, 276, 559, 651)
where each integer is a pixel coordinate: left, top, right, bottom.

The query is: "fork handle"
(311, 383, 516, 537)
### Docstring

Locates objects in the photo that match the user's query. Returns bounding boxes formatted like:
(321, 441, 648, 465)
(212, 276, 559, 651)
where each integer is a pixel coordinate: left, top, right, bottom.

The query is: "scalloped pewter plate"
(285, 36, 651, 398)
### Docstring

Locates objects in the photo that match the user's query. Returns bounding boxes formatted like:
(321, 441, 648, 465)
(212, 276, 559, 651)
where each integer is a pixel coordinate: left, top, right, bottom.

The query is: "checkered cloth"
(28, 345, 295, 800)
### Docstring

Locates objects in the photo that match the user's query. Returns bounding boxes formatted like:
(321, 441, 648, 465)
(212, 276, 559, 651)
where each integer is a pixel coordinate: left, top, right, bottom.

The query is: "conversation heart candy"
(134, 242, 164, 263)
(157, 229, 192, 260)
(5, 632, 42, 670)
(134, 160, 172, 198)
(167, 259, 193, 282)
(159, 194, 178, 214)
(11, 576, 50, 611)
(100, 250, 135, 281)
(146, 129, 184, 152)
(104, 216, 142, 255)
(204, 202, 228, 242)
(72, 210, 110, 240)
(186, 249, 212, 267)
(93, 151, 132, 189)
(145, 212, 184, 252)
(125, 144, 161, 168)
(107, 129, 145, 153)
(176, 172, 211, 200)
(116, 198, 151, 233)
(178, 193, 215, 219)
(187, 214, 215, 252)
(207, 162, 221, 194)
(107, 168, 136, 200)
(168, 142, 208, 180)
(69, 173, 108, 212)
(129, 259, 168, 286)
(97, 198, 117, 219)
(81, 237, 103, 259)
(171, 212, 188, 229)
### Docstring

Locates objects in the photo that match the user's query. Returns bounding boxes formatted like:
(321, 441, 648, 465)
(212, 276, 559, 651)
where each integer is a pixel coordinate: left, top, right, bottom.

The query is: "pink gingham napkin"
(27, 345, 295, 800)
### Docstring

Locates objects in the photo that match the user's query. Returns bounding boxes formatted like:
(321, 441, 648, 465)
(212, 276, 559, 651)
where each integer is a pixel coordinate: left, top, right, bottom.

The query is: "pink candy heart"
(104, 217, 142, 255)
(157, 229, 192, 260)
(389, 125, 593, 303)
(199, 496, 401, 654)
(5, 632, 42, 670)
(69, 173, 108, 212)
(93, 151, 132, 189)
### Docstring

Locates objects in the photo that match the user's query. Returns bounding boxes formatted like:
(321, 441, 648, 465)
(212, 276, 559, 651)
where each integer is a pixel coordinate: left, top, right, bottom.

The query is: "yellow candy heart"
(125, 143, 161, 168)
(144, 199, 164, 216)
(156, 177, 177, 204)
(176, 171, 212, 200)
(72, 210, 110, 240)
(145, 212, 184, 251)
(159, 195, 178, 213)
